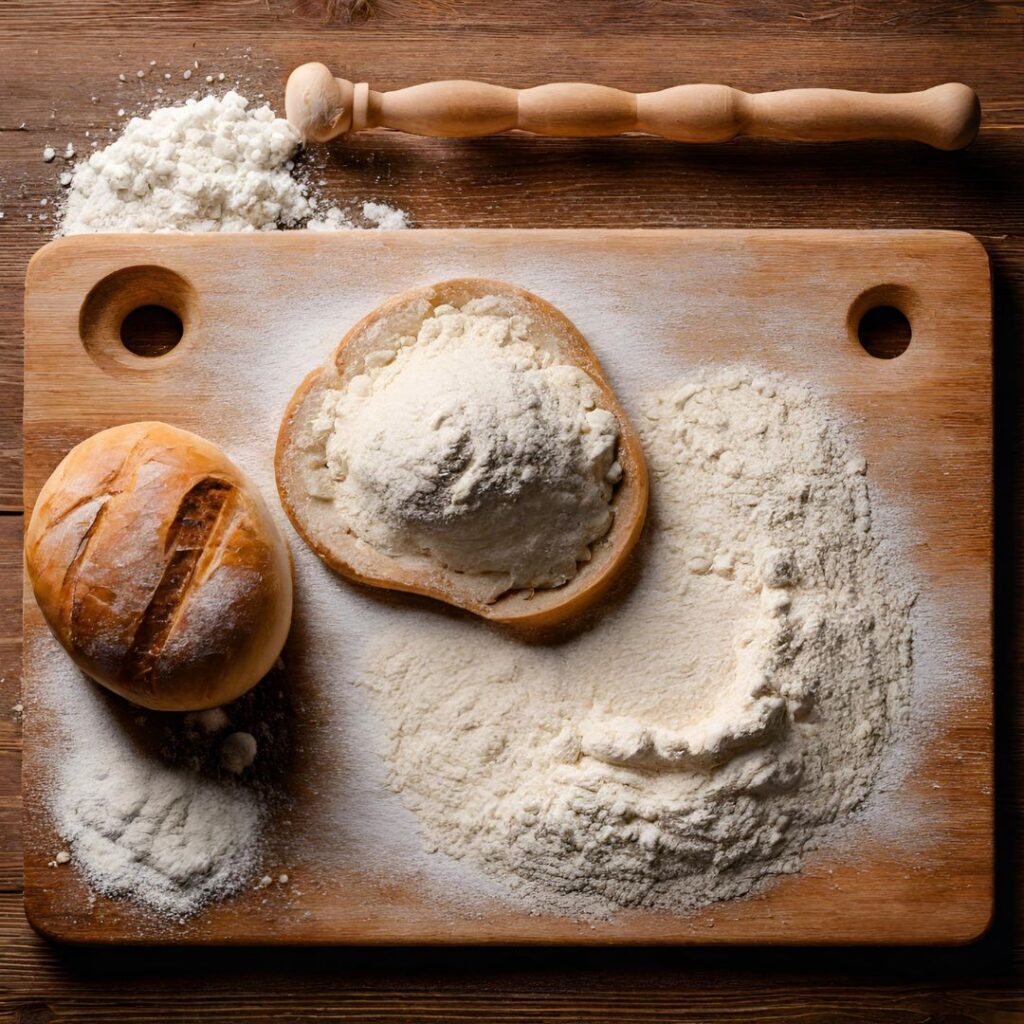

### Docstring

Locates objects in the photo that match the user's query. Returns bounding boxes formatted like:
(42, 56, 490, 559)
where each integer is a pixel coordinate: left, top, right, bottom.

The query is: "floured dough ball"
(25, 422, 293, 711)
(220, 731, 258, 774)
(278, 279, 649, 626)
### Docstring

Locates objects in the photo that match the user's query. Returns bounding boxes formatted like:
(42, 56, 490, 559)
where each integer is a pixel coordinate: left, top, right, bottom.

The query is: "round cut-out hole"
(80, 265, 194, 371)
(857, 305, 911, 359)
(120, 305, 184, 357)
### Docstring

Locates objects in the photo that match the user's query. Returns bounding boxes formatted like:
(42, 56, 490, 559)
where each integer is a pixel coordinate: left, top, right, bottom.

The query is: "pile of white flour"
(58, 91, 409, 235)
(54, 730, 261, 917)
(32, 633, 265, 918)
(360, 367, 915, 914)
(314, 295, 621, 592)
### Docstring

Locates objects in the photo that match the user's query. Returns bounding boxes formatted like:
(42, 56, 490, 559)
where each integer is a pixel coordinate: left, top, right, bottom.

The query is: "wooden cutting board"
(22, 229, 992, 945)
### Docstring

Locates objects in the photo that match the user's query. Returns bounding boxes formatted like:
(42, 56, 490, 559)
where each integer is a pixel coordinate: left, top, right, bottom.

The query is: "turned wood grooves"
(286, 64, 980, 150)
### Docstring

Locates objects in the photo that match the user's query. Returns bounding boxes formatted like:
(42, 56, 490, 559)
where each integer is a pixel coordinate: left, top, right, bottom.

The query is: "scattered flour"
(313, 295, 620, 591)
(32, 110, 928, 923)
(57, 91, 409, 236)
(52, 697, 262, 917)
(32, 629, 292, 917)
(308, 201, 410, 232)
(360, 201, 410, 231)
(185, 707, 230, 734)
(359, 367, 915, 915)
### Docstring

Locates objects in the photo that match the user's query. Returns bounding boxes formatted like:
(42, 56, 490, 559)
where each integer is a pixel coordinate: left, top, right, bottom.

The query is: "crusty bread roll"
(276, 278, 648, 628)
(26, 422, 293, 711)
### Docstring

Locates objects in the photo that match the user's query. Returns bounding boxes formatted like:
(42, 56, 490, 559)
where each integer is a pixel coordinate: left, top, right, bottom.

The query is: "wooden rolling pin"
(285, 63, 980, 150)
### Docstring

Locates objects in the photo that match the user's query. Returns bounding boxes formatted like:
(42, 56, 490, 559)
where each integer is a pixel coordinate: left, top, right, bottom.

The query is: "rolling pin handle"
(285, 63, 353, 142)
(352, 82, 372, 132)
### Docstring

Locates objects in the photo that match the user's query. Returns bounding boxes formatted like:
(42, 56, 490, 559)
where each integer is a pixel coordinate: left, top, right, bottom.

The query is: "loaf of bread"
(26, 422, 293, 711)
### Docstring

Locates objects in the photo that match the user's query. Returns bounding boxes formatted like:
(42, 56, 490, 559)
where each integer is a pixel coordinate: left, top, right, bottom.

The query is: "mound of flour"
(54, 733, 262, 918)
(58, 91, 408, 235)
(360, 367, 915, 914)
(314, 295, 621, 591)
(33, 640, 265, 918)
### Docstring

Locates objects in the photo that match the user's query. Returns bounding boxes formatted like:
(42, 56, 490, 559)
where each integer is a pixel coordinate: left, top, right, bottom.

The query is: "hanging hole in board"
(847, 285, 916, 361)
(120, 305, 184, 357)
(80, 265, 195, 371)
(858, 305, 912, 359)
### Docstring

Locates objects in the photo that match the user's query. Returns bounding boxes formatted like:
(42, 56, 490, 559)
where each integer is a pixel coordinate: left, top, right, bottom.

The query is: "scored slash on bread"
(275, 278, 649, 628)
(25, 422, 293, 711)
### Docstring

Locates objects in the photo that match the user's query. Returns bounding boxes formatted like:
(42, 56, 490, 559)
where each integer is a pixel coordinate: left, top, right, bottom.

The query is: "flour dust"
(33, 630, 294, 919)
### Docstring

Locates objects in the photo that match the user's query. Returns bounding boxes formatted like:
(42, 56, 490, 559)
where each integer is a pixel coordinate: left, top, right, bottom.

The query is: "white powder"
(360, 201, 410, 230)
(313, 295, 620, 591)
(307, 201, 411, 232)
(359, 367, 915, 915)
(31, 626, 290, 917)
(185, 707, 230, 734)
(52, 694, 262, 917)
(58, 91, 409, 236)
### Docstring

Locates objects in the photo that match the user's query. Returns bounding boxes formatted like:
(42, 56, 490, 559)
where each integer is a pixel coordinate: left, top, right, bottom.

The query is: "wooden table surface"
(1, 0, 1022, 1019)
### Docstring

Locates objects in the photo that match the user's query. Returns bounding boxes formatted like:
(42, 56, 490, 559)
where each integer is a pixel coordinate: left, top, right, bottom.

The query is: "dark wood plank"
(0, 517, 24, 895)
(2, 883, 1024, 1020)
(1, 0, 1023, 1016)
(1, 0, 1024, 36)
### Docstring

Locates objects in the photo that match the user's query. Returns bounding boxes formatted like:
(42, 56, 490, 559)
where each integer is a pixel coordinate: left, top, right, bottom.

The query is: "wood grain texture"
(21, 228, 992, 946)
(1, 0, 1023, 1018)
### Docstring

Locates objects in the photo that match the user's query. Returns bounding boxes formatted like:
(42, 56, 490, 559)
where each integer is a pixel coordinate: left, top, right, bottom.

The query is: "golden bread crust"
(26, 421, 293, 710)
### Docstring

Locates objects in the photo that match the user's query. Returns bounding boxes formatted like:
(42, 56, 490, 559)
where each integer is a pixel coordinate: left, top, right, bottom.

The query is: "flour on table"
(313, 295, 620, 593)
(55, 732, 261, 917)
(57, 91, 409, 235)
(308, 201, 410, 232)
(360, 367, 915, 914)
(32, 630, 288, 918)
(221, 731, 259, 774)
